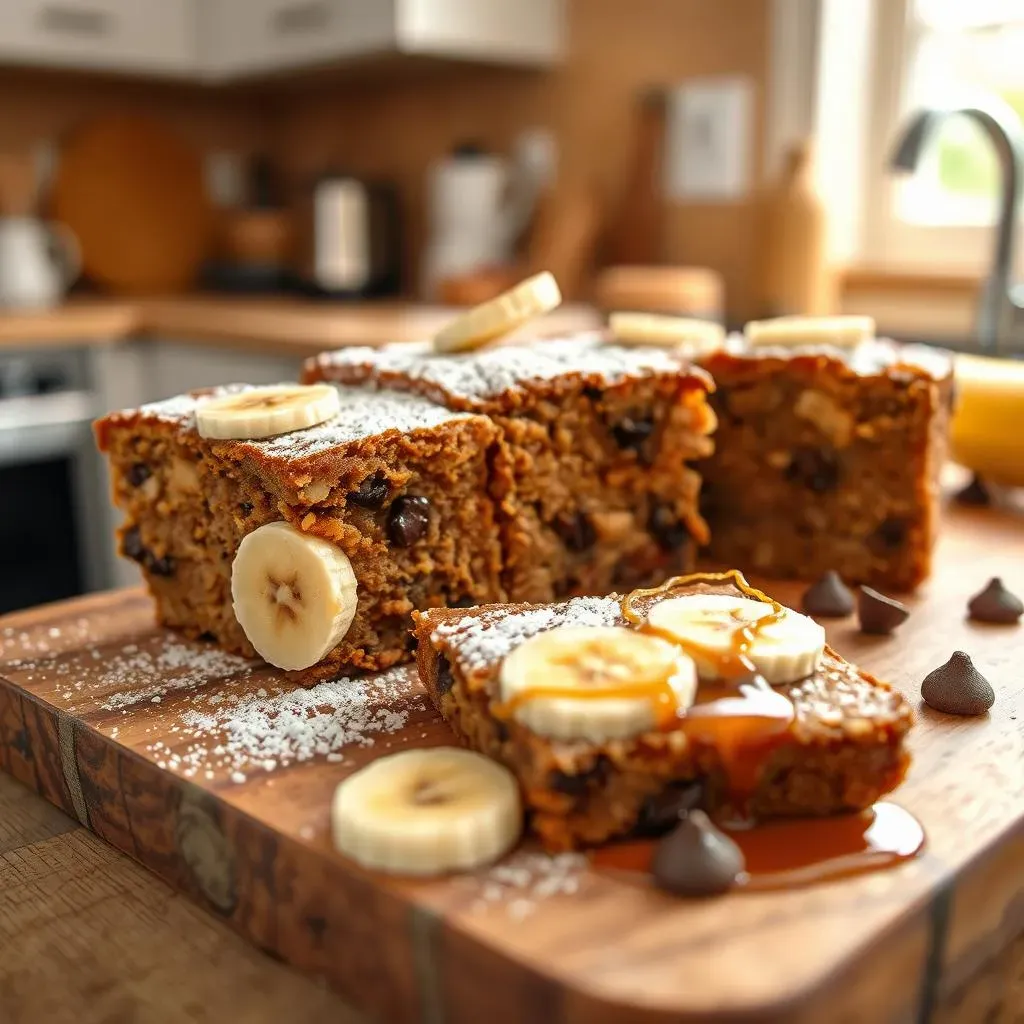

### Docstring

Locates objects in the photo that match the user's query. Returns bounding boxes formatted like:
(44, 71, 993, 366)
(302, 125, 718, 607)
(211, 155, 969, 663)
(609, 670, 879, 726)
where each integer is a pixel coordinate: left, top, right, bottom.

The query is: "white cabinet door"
(200, 0, 393, 79)
(0, 0, 198, 75)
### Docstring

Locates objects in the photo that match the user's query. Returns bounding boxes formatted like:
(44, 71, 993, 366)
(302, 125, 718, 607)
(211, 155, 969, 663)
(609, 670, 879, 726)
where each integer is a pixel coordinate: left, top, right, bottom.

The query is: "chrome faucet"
(889, 98, 1024, 354)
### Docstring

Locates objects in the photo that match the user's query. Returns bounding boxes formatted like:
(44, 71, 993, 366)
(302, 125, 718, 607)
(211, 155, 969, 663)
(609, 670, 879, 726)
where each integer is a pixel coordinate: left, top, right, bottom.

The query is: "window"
(861, 0, 1024, 271)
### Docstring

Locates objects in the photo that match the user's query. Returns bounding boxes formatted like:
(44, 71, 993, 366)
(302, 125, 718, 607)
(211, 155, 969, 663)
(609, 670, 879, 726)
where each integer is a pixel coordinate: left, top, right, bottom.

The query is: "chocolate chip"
(857, 586, 910, 635)
(872, 517, 909, 551)
(122, 526, 146, 563)
(549, 759, 610, 797)
(967, 577, 1023, 624)
(785, 446, 841, 492)
(387, 495, 431, 546)
(637, 781, 703, 835)
(349, 471, 389, 509)
(651, 810, 745, 897)
(955, 475, 990, 507)
(127, 462, 152, 487)
(239, 502, 254, 519)
(146, 553, 176, 577)
(436, 656, 454, 696)
(650, 504, 690, 552)
(611, 416, 655, 455)
(557, 512, 596, 552)
(582, 384, 603, 403)
(801, 571, 854, 617)
(921, 651, 995, 716)
(450, 596, 476, 609)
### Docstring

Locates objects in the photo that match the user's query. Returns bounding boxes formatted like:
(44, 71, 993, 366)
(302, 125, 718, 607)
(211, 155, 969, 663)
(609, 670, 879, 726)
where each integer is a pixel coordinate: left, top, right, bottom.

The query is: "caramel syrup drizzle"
(495, 570, 799, 801)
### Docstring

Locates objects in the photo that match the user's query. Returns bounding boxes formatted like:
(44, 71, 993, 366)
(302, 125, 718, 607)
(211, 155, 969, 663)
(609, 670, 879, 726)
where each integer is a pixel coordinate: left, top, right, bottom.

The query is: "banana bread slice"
(698, 338, 953, 590)
(304, 335, 716, 603)
(96, 384, 503, 683)
(414, 572, 912, 851)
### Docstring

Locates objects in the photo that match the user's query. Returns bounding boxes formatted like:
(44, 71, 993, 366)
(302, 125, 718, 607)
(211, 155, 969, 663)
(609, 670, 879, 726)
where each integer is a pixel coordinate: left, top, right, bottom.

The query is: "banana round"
(432, 271, 562, 353)
(608, 312, 724, 355)
(331, 748, 522, 875)
(499, 625, 697, 742)
(744, 315, 875, 349)
(231, 521, 357, 671)
(196, 383, 340, 440)
(645, 594, 824, 684)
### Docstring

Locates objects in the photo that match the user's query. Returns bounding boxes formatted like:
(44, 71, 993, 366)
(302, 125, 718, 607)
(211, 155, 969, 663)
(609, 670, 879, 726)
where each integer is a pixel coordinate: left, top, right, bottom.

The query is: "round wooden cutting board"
(52, 115, 211, 294)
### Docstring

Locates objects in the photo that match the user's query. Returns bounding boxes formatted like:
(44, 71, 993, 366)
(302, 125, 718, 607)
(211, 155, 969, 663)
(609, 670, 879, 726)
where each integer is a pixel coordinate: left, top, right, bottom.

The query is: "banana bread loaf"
(414, 571, 913, 851)
(304, 335, 716, 601)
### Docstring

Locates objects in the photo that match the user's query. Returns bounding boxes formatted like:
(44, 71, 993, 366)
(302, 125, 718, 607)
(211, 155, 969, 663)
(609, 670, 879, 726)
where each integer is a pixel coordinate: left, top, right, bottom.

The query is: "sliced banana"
(432, 271, 562, 353)
(646, 594, 824, 685)
(745, 315, 875, 349)
(499, 625, 697, 742)
(196, 384, 340, 440)
(331, 748, 522, 875)
(231, 521, 357, 671)
(609, 312, 725, 356)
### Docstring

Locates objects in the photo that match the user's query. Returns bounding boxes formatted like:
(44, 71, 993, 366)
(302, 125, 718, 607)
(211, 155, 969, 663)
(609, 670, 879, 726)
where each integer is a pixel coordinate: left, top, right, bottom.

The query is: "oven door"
(0, 390, 106, 613)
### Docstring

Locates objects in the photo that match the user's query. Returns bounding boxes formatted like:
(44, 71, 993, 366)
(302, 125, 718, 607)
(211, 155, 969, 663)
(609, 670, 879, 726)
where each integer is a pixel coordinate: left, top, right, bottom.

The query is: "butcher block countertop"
(1, 491, 1023, 1023)
(0, 297, 602, 357)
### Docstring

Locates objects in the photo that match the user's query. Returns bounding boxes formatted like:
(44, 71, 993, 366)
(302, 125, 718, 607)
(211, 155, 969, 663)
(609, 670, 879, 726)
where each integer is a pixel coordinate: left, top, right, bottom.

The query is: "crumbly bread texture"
(415, 578, 913, 851)
(304, 335, 717, 601)
(95, 385, 503, 683)
(697, 338, 953, 590)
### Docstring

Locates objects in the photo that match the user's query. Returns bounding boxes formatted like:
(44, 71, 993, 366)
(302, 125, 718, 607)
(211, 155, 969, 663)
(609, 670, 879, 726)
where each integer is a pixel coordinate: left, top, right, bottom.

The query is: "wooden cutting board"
(1, 500, 1021, 1023)
(51, 115, 211, 295)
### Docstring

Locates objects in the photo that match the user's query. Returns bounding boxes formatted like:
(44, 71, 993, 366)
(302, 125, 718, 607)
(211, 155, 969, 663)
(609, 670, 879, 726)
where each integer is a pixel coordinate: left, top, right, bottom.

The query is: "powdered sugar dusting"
(93, 641, 255, 710)
(148, 665, 418, 779)
(104, 383, 471, 458)
(432, 595, 621, 670)
(316, 335, 692, 404)
(466, 850, 587, 917)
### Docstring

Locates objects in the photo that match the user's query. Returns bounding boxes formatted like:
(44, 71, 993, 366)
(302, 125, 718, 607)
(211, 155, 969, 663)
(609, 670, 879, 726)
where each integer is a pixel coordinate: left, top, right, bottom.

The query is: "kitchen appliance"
(422, 137, 550, 298)
(0, 348, 109, 614)
(293, 172, 401, 299)
(0, 216, 80, 308)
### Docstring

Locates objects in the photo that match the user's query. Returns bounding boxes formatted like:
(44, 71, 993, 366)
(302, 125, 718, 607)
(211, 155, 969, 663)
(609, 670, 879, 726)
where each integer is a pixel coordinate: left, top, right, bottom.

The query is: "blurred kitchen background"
(0, 0, 1021, 613)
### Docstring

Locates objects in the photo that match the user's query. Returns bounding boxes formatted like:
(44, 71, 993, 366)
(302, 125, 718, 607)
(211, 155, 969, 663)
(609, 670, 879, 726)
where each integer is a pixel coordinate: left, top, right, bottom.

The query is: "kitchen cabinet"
(200, 0, 564, 79)
(142, 339, 304, 400)
(0, 0, 198, 76)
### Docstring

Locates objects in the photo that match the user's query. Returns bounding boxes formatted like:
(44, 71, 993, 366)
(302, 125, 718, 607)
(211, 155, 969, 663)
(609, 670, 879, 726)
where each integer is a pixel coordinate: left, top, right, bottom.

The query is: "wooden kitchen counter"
(0, 297, 602, 357)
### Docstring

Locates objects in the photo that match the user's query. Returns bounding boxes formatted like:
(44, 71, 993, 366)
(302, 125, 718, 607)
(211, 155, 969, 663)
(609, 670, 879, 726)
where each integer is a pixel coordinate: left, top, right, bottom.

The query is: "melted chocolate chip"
(239, 502, 254, 519)
(857, 586, 910, 635)
(557, 512, 596, 552)
(921, 651, 995, 715)
(127, 463, 152, 487)
(651, 810, 745, 897)
(955, 475, 991, 507)
(121, 526, 145, 563)
(650, 504, 691, 552)
(637, 781, 703, 835)
(549, 759, 610, 797)
(801, 571, 855, 617)
(871, 517, 909, 552)
(967, 577, 1023, 624)
(436, 657, 454, 696)
(449, 596, 476, 609)
(146, 553, 176, 577)
(387, 495, 431, 546)
(611, 416, 655, 455)
(582, 384, 603, 403)
(786, 446, 841, 493)
(349, 471, 389, 509)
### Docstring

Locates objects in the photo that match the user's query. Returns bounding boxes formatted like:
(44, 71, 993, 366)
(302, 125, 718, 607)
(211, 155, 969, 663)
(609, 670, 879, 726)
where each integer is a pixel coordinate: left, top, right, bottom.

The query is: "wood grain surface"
(1, 501, 1022, 1023)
